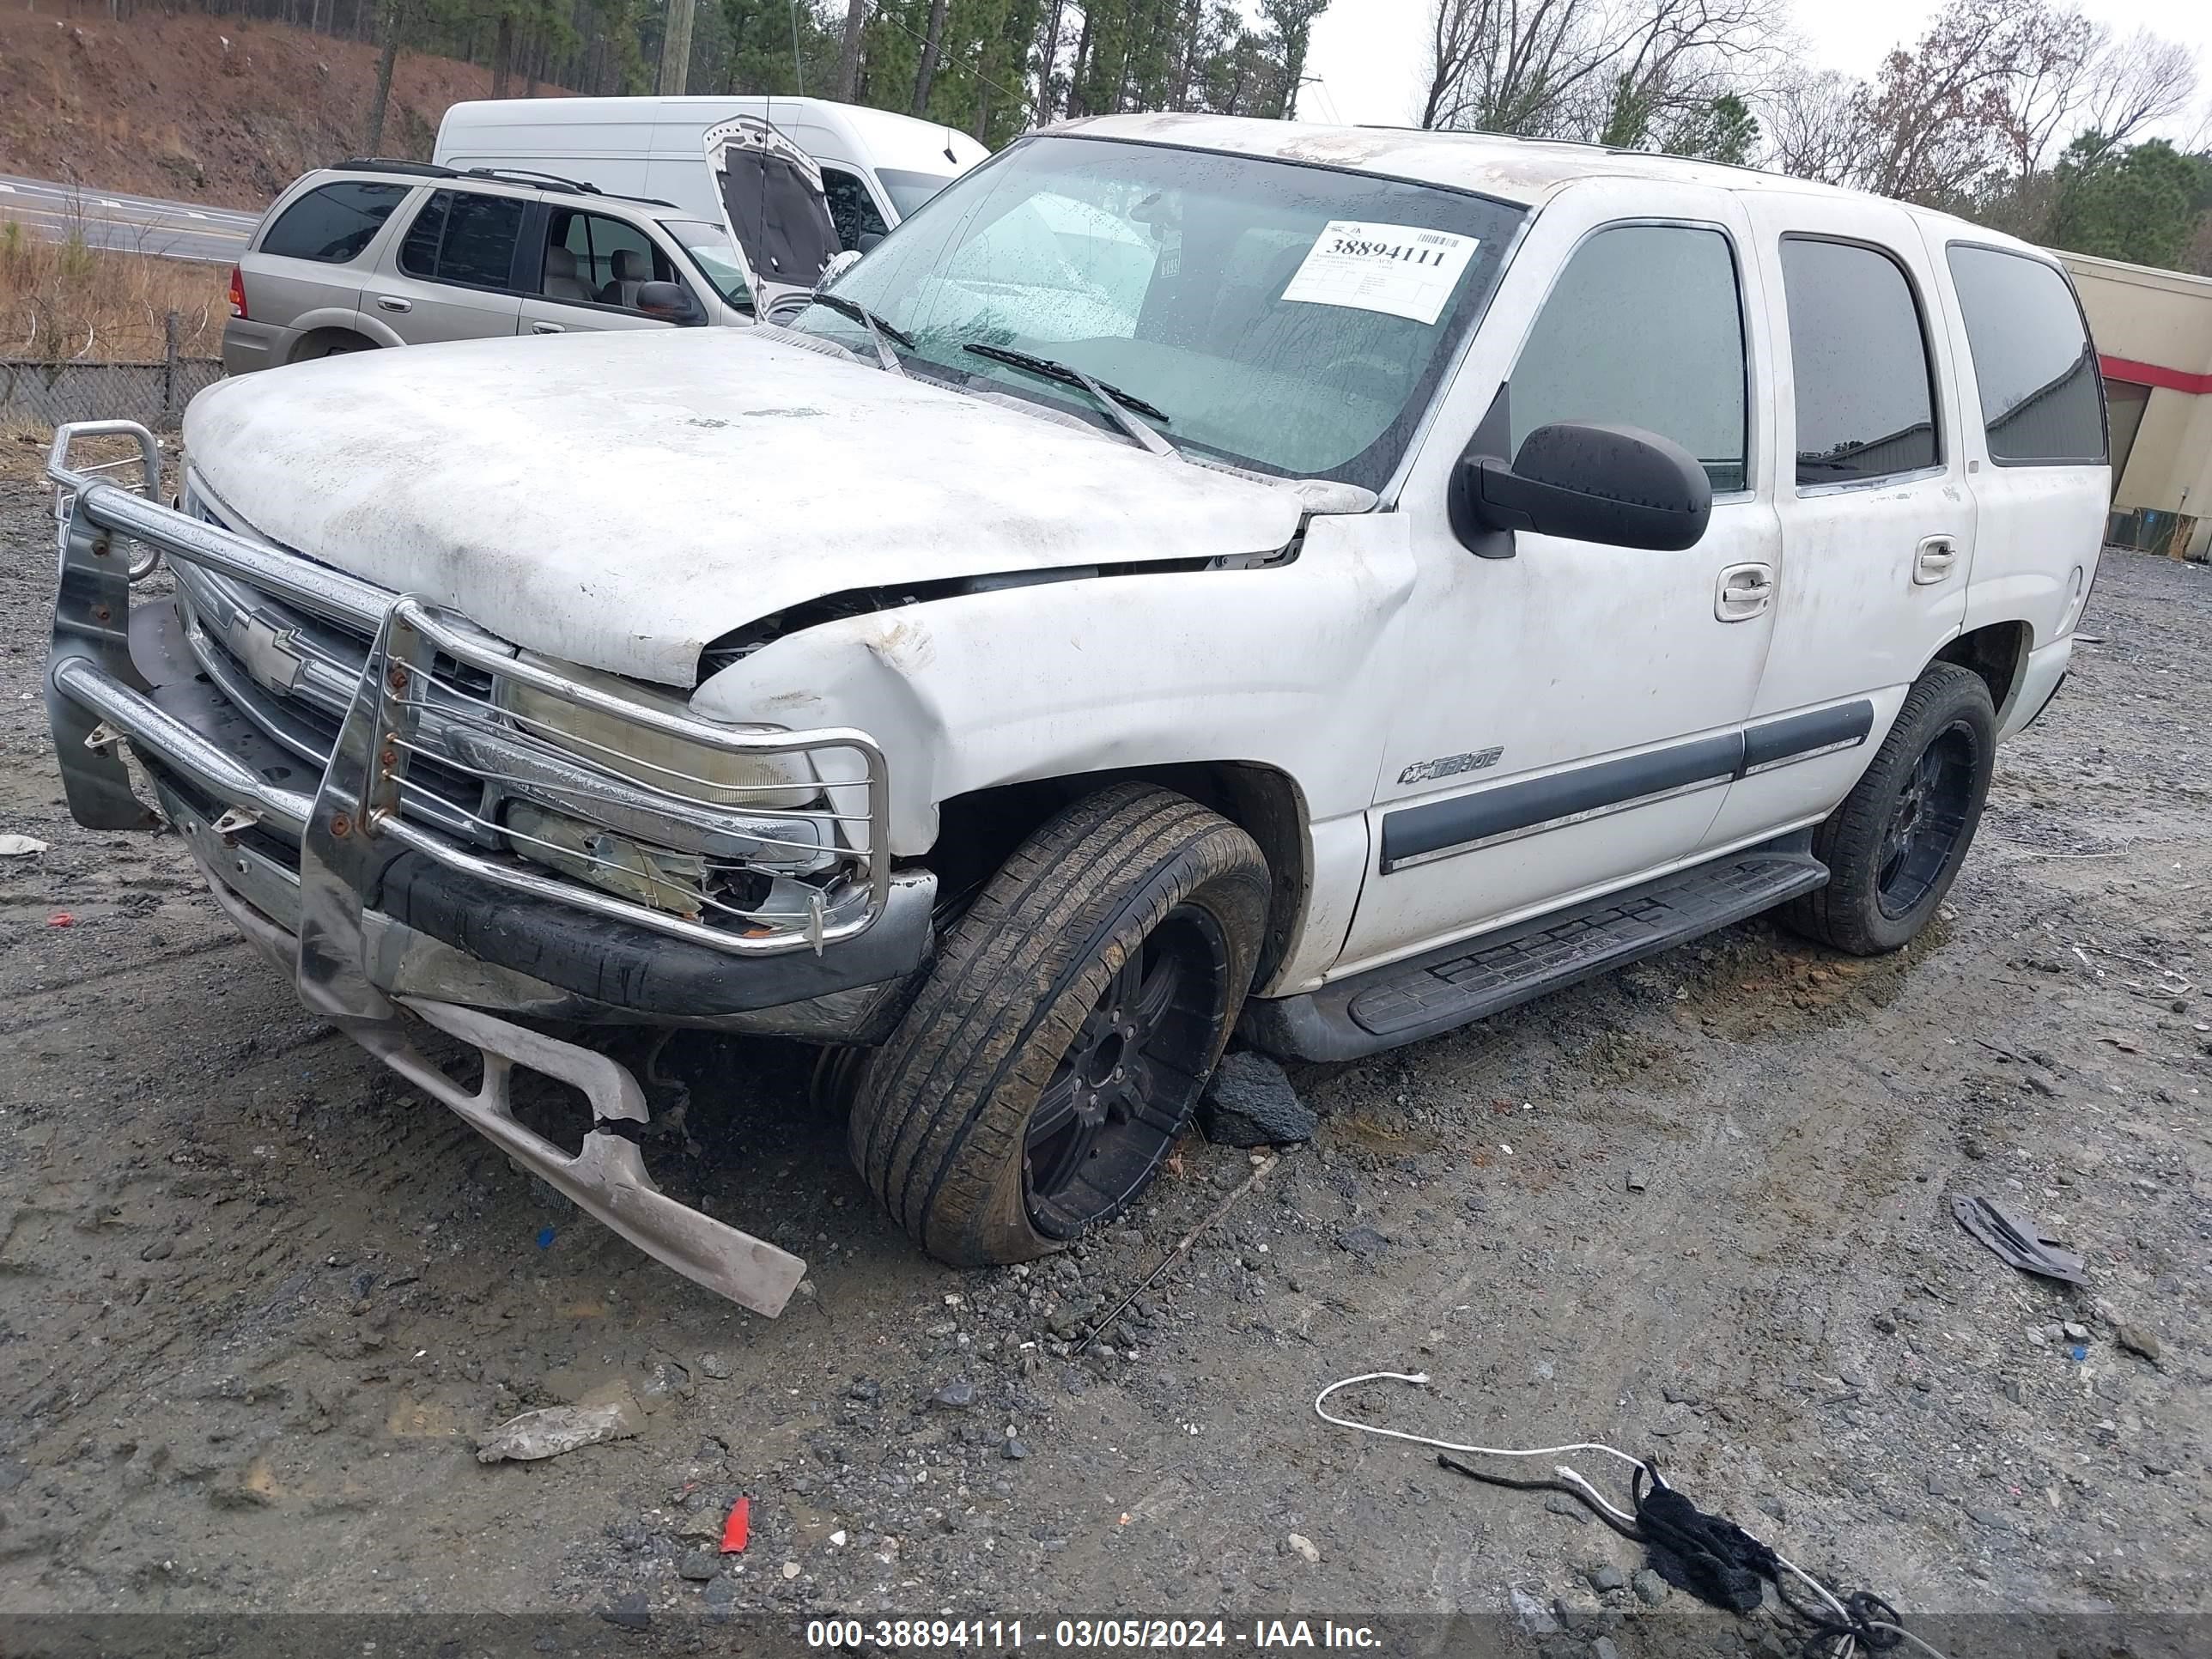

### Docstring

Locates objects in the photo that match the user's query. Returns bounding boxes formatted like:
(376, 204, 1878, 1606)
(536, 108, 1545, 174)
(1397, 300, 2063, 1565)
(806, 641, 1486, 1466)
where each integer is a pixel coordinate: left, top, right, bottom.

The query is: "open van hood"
(704, 114, 841, 313)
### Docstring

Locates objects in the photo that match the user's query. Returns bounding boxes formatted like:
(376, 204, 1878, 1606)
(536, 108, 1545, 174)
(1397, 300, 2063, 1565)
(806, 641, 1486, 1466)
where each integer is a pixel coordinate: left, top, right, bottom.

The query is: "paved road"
(0, 173, 259, 264)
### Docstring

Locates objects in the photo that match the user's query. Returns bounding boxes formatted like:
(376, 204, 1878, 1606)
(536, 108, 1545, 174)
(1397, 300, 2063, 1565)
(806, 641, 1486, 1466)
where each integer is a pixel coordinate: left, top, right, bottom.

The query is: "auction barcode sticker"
(1279, 222, 1479, 325)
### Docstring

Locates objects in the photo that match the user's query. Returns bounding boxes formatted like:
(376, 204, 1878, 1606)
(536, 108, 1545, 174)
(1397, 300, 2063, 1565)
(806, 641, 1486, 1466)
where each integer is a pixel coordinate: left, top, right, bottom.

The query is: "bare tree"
(1419, 0, 1784, 144)
(1990, 0, 2094, 182)
(1419, 0, 1631, 137)
(1590, 0, 1785, 149)
(2077, 27, 2201, 163)
(1762, 67, 1876, 185)
(1852, 0, 2054, 203)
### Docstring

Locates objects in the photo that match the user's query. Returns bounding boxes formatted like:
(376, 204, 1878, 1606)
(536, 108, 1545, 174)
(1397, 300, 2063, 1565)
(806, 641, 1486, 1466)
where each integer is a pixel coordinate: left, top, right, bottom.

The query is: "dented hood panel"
(183, 328, 1305, 686)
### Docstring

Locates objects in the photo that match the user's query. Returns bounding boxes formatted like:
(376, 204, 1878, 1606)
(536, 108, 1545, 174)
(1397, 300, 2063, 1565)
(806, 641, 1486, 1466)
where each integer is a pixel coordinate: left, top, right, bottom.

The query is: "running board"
(1242, 846, 1828, 1062)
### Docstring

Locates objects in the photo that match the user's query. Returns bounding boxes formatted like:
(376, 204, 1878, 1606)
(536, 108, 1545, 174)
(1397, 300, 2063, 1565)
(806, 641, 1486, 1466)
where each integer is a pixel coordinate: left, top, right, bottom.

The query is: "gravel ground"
(0, 459, 2205, 1656)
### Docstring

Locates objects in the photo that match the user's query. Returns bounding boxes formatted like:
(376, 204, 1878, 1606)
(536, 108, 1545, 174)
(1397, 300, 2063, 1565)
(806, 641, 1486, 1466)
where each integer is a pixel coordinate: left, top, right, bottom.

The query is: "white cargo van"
(434, 96, 989, 253)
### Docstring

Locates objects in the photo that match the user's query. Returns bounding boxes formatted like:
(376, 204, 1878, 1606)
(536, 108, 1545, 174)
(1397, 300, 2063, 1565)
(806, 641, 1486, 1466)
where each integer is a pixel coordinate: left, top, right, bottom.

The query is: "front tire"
(849, 783, 1269, 1267)
(1784, 662, 1996, 955)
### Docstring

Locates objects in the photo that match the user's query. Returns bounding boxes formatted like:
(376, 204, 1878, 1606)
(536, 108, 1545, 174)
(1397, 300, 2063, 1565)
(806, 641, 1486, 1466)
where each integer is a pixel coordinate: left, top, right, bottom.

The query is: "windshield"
(791, 135, 1520, 488)
(878, 167, 959, 222)
(667, 220, 753, 311)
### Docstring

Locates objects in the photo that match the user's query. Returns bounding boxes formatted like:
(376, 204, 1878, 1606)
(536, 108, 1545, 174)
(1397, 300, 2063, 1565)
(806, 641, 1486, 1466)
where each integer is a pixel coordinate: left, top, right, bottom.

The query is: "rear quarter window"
(1944, 245, 2106, 465)
(259, 181, 411, 264)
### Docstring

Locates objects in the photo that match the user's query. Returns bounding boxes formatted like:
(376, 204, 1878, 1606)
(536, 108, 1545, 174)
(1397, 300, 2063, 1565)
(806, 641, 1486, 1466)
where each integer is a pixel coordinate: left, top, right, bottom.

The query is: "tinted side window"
(1780, 239, 1938, 484)
(398, 192, 448, 277)
(396, 189, 525, 290)
(260, 181, 410, 264)
(1511, 224, 1748, 492)
(1945, 245, 2105, 465)
(821, 167, 889, 251)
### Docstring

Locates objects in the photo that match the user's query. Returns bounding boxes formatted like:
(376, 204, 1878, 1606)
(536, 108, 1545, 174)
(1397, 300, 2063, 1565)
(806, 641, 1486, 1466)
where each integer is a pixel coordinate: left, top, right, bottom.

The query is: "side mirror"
(1451, 422, 1712, 553)
(817, 248, 863, 289)
(855, 231, 884, 254)
(636, 281, 706, 326)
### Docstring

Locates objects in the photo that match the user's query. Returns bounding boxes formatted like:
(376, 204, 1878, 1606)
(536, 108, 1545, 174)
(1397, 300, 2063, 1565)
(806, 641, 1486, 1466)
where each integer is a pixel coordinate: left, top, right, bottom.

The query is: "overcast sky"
(1300, 0, 2212, 137)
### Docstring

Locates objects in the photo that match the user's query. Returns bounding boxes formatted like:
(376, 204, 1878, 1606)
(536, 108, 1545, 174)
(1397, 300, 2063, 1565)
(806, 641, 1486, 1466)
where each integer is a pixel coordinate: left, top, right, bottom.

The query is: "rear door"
(364, 187, 529, 343)
(1922, 238, 2108, 702)
(242, 178, 416, 334)
(1704, 191, 1976, 846)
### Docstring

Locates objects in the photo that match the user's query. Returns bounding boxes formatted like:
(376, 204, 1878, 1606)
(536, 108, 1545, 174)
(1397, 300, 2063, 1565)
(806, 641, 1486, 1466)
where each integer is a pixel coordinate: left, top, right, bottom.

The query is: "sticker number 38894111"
(1279, 222, 1480, 326)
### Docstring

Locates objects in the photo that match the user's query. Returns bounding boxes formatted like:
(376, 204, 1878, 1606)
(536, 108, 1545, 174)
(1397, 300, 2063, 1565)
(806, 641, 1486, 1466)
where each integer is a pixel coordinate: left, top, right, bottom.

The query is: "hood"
(182, 327, 1306, 688)
(705, 113, 841, 313)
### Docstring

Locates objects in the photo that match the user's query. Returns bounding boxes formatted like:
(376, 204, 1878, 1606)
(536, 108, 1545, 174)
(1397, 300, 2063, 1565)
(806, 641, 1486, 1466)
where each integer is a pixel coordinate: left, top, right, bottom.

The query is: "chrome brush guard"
(40, 418, 910, 1316)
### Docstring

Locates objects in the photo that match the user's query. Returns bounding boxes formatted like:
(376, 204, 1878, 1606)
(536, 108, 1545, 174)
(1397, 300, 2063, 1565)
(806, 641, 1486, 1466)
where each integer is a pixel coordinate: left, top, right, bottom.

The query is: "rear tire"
(1784, 663, 1996, 956)
(849, 782, 1269, 1267)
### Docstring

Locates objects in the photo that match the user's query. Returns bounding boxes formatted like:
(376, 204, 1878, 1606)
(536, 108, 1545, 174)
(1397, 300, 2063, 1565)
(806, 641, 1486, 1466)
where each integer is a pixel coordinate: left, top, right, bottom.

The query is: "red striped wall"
(2100, 354, 2212, 396)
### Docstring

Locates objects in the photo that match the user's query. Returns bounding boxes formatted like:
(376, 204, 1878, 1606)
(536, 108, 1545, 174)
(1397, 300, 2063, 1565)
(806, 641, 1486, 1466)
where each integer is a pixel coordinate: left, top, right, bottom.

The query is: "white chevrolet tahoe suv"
(43, 114, 2106, 1315)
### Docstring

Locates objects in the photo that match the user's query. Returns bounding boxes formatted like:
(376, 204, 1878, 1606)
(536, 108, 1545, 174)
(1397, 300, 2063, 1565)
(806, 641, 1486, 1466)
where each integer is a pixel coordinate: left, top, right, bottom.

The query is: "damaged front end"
(41, 420, 936, 1316)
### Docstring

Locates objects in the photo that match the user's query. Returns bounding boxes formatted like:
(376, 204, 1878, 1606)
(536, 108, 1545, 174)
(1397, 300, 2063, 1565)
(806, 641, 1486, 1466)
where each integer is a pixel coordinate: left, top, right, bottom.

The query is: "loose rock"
(2115, 1322, 2161, 1363)
(931, 1378, 978, 1410)
(1336, 1225, 1389, 1259)
(1285, 1532, 1320, 1564)
(1632, 1569, 1669, 1606)
(696, 1352, 732, 1380)
(1197, 1052, 1316, 1146)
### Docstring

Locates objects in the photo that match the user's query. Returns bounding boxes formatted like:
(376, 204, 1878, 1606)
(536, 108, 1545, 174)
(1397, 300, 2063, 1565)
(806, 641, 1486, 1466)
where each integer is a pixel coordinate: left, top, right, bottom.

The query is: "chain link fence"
(1, 315, 222, 431)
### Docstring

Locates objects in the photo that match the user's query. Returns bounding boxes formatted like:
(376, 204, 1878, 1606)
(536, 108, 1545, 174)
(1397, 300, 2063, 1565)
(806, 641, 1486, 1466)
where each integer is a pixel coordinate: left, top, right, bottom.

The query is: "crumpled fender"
(688, 515, 1419, 857)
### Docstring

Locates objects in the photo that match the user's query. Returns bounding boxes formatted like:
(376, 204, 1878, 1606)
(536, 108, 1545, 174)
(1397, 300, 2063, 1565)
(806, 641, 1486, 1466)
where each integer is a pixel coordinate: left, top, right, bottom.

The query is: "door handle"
(1914, 534, 1959, 585)
(373, 295, 411, 313)
(530, 321, 564, 334)
(1715, 562, 1775, 622)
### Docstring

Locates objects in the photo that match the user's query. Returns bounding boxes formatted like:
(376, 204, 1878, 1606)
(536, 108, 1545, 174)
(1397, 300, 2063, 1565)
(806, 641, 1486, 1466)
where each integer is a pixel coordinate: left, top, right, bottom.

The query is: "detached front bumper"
(41, 421, 934, 1315)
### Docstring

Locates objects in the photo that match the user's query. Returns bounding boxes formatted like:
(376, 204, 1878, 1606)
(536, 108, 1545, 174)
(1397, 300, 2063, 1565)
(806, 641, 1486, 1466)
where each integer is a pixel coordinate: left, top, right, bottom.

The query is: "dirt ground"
(0, 464, 2205, 1656)
(0, 9, 522, 210)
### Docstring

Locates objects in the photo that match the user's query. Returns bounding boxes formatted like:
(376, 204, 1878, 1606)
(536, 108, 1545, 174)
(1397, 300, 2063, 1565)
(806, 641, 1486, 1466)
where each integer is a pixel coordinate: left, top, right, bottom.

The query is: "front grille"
(174, 559, 496, 845)
(169, 496, 884, 947)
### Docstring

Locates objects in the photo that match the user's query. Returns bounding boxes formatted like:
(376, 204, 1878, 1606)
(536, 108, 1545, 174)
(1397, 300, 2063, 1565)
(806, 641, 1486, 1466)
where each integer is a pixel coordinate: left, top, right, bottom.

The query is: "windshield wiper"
(808, 293, 913, 374)
(961, 343, 1179, 459)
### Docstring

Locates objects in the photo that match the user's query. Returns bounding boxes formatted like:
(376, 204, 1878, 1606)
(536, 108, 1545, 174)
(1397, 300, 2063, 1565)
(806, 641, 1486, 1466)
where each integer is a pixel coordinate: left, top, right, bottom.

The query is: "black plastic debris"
(1951, 1194, 2086, 1284)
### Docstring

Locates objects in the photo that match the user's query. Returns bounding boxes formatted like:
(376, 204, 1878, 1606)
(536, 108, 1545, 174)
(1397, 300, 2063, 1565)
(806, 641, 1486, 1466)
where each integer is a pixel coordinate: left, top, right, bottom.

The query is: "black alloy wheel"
(1023, 906, 1231, 1239)
(1784, 661, 1996, 956)
(1875, 720, 1980, 918)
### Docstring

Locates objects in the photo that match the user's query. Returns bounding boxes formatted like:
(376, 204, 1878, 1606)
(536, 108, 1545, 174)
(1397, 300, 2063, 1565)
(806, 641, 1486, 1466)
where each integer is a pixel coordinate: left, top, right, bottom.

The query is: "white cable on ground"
(1313, 1370, 1952, 1659)
(1314, 1370, 1650, 1527)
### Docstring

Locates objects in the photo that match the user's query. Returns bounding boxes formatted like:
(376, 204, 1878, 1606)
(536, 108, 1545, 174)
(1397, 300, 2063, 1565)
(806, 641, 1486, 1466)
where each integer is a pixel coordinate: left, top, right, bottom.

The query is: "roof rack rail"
(331, 157, 459, 178)
(461, 167, 605, 195)
(325, 158, 679, 210)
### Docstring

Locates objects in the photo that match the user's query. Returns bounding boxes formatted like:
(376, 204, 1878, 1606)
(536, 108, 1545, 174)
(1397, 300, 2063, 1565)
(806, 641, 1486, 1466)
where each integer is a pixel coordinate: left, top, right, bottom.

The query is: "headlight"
(496, 658, 817, 811)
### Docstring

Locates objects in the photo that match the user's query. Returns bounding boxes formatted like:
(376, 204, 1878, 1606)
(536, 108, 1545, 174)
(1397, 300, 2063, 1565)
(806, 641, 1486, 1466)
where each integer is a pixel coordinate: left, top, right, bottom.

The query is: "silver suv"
(222, 160, 755, 374)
